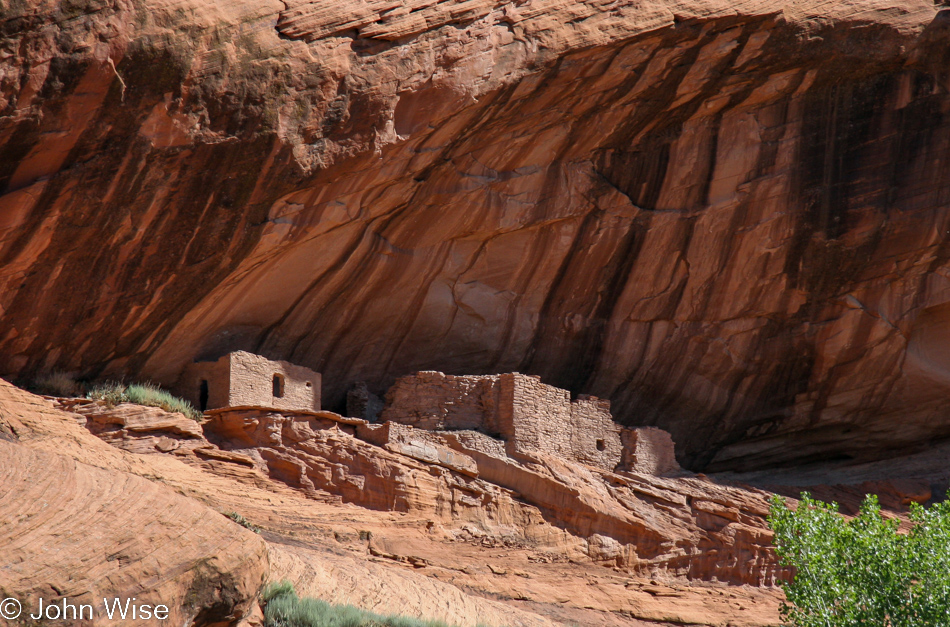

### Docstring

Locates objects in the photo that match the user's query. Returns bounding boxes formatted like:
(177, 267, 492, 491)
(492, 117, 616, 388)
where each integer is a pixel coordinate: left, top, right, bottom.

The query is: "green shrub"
(263, 581, 295, 603)
(87, 381, 202, 421)
(87, 381, 127, 406)
(768, 492, 950, 626)
(260, 581, 462, 627)
(225, 511, 261, 533)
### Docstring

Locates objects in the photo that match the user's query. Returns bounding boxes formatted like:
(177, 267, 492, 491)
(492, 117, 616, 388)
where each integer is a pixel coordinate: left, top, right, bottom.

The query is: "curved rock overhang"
(1, 0, 949, 470)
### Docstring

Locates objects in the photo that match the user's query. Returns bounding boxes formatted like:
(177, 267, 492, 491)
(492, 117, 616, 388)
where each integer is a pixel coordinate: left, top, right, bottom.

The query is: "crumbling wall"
(438, 430, 509, 461)
(382, 371, 624, 471)
(346, 381, 383, 421)
(379, 371, 499, 431)
(570, 395, 622, 471)
(356, 422, 479, 476)
(620, 427, 680, 476)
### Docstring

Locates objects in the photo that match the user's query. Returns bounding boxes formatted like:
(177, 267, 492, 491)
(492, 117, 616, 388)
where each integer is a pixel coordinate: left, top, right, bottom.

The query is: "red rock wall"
(2, 0, 950, 470)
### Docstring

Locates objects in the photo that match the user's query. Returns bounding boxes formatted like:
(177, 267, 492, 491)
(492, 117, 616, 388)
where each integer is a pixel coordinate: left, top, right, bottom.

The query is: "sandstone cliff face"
(2, 0, 950, 470)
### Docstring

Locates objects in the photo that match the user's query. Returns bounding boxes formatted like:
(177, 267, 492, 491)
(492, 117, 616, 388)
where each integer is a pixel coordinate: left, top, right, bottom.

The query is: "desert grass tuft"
(87, 381, 127, 406)
(260, 581, 487, 627)
(87, 381, 202, 421)
(124, 383, 201, 419)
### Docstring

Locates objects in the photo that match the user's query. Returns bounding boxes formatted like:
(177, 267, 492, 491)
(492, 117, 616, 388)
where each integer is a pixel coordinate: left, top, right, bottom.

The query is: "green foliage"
(87, 381, 127, 406)
(224, 511, 261, 534)
(263, 581, 296, 603)
(260, 581, 489, 627)
(768, 492, 950, 626)
(87, 381, 202, 421)
(124, 383, 201, 420)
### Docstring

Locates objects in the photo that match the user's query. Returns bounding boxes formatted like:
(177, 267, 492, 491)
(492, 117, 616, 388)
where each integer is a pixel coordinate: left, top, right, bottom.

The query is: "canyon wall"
(2, 0, 950, 470)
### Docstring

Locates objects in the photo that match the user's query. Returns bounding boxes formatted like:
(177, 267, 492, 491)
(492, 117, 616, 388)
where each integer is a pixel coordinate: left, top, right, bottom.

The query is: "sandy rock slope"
(1, 380, 790, 626)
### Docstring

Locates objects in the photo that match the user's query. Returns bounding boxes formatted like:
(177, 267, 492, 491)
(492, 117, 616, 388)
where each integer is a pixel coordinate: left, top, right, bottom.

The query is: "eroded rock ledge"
(2, 1, 950, 470)
(64, 396, 782, 587)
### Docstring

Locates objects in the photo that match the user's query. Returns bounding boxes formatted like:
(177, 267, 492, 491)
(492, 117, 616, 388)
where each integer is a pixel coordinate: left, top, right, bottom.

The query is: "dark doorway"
(199, 380, 209, 411)
(273, 374, 284, 398)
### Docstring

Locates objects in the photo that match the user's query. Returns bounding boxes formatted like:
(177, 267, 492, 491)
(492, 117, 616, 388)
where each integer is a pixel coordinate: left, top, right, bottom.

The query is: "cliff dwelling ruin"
(378, 371, 679, 475)
(179, 354, 678, 476)
(178, 351, 321, 412)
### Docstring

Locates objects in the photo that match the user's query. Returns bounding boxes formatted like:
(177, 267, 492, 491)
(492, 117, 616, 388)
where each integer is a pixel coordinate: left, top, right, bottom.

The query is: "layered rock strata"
(0, 383, 268, 627)
(2, 0, 950, 471)
(203, 406, 784, 586)
(20, 386, 949, 625)
(4, 379, 790, 625)
(2, 381, 562, 627)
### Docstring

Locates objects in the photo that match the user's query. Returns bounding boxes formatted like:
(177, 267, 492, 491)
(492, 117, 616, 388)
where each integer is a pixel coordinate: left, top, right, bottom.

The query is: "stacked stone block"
(179, 351, 321, 412)
(620, 426, 680, 475)
(379, 371, 500, 431)
(381, 371, 627, 471)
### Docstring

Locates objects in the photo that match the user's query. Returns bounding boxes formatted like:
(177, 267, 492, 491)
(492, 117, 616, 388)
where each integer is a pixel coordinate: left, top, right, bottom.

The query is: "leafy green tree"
(768, 492, 950, 626)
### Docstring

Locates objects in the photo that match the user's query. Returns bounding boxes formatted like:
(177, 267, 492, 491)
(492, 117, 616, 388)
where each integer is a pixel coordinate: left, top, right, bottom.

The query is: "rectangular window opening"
(199, 379, 209, 411)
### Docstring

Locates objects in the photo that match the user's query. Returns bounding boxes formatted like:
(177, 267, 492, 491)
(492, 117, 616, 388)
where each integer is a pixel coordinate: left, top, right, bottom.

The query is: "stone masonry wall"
(179, 356, 230, 411)
(620, 427, 680, 476)
(379, 372, 500, 431)
(500, 373, 572, 459)
(355, 421, 479, 476)
(177, 351, 320, 412)
(382, 371, 624, 471)
(346, 381, 383, 421)
(570, 395, 622, 470)
(227, 352, 321, 411)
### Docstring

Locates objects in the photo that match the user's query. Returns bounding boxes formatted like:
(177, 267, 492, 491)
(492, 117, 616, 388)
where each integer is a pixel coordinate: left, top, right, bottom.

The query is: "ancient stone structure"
(346, 381, 384, 422)
(178, 351, 320, 412)
(380, 372, 501, 432)
(381, 372, 635, 472)
(621, 427, 681, 476)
